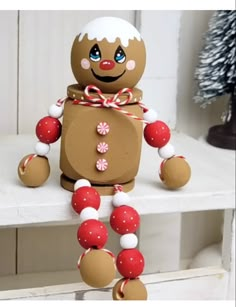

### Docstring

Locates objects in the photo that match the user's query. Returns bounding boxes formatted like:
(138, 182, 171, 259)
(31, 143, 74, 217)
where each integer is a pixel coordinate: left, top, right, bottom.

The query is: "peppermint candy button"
(97, 122, 110, 135)
(96, 159, 108, 172)
(97, 142, 109, 154)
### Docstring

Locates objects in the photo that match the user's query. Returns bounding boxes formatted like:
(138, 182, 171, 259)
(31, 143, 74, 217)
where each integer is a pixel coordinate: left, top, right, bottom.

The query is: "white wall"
(140, 10, 181, 128)
(176, 10, 228, 139)
(176, 11, 225, 270)
(0, 11, 18, 134)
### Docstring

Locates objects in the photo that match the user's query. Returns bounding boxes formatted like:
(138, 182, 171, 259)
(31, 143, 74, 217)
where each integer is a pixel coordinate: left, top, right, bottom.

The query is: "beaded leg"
(111, 185, 147, 300)
(71, 179, 116, 288)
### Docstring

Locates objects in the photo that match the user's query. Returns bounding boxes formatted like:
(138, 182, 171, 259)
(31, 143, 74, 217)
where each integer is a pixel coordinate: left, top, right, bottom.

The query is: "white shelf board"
(0, 266, 228, 300)
(0, 132, 235, 227)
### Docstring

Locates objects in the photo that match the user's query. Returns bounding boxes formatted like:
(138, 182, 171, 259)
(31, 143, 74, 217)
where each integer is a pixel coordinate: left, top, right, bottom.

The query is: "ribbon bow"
(73, 85, 133, 108)
(72, 85, 148, 124)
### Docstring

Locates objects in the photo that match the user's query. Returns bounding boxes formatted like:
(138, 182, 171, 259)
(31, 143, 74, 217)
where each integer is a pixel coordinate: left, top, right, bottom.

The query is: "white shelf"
(0, 267, 229, 300)
(0, 132, 235, 227)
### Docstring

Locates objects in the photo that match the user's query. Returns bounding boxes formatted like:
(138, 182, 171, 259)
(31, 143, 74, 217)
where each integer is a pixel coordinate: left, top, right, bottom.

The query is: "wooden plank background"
(0, 11, 18, 134)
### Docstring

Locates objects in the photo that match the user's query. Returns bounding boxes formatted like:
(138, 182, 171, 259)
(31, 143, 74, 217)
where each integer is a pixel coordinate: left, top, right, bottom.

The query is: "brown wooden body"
(59, 84, 143, 194)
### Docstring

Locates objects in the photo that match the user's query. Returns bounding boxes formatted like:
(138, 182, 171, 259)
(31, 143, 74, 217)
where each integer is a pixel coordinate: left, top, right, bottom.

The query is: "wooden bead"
(112, 278, 147, 300)
(34, 141, 50, 156)
(120, 233, 138, 249)
(112, 191, 131, 207)
(143, 109, 158, 123)
(48, 104, 64, 119)
(160, 156, 191, 189)
(79, 249, 116, 288)
(18, 154, 50, 187)
(74, 179, 91, 191)
(158, 143, 175, 159)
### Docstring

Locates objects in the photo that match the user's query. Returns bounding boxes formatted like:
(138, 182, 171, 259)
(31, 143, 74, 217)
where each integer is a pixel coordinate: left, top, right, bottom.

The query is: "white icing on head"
(78, 17, 142, 47)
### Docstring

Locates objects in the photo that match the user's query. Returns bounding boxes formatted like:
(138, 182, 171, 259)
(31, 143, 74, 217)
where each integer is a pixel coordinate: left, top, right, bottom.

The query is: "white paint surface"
(0, 267, 230, 300)
(78, 16, 142, 47)
(0, 11, 18, 134)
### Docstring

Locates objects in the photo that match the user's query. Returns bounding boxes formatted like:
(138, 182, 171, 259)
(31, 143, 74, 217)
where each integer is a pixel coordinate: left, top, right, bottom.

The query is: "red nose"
(99, 60, 115, 70)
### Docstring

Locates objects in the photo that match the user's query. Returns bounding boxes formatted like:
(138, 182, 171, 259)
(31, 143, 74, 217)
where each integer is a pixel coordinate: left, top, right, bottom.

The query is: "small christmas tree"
(194, 10, 236, 150)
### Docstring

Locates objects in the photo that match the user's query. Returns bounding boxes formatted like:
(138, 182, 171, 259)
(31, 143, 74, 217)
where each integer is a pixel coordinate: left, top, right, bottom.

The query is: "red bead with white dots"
(110, 205, 140, 235)
(36, 116, 62, 144)
(77, 219, 108, 249)
(116, 249, 145, 278)
(72, 186, 101, 214)
(143, 120, 171, 148)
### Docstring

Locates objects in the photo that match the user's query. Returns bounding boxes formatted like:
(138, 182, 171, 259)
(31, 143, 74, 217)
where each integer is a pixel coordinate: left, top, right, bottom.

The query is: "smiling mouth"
(91, 69, 126, 83)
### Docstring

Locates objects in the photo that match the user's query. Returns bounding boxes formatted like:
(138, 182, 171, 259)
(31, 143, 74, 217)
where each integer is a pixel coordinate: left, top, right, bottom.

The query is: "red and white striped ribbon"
(74, 85, 133, 107)
(56, 97, 67, 107)
(113, 184, 124, 193)
(73, 85, 149, 124)
(22, 154, 37, 172)
(118, 278, 130, 297)
(118, 278, 140, 297)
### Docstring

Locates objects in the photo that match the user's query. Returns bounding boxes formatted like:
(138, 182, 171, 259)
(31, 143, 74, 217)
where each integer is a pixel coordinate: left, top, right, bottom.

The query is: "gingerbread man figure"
(17, 16, 192, 301)
(18, 16, 191, 195)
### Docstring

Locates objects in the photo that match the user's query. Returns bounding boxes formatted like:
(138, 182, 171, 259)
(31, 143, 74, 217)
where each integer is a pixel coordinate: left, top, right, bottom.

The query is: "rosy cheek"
(81, 58, 90, 70)
(126, 60, 136, 71)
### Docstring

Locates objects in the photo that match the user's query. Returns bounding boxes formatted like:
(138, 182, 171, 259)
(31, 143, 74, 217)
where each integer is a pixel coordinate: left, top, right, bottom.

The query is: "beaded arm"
(18, 99, 65, 187)
(141, 104, 191, 189)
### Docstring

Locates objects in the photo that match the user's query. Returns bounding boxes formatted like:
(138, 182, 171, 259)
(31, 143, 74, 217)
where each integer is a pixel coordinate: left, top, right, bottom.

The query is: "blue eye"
(115, 46, 126, 64)
(89, 44, 101, 62)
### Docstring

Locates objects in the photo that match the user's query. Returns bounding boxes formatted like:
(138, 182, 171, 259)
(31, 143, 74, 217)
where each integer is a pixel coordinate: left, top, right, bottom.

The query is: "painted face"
(71, 35, 146, 93)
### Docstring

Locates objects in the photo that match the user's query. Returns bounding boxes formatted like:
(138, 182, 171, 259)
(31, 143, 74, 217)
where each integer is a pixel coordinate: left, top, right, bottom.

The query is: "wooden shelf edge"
(0, 266, 228, 300)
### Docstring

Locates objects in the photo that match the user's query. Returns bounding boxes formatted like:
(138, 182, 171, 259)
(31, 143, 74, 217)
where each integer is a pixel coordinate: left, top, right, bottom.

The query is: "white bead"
(74, 179, 91, 191)
(120, 233, 138, 249)
(112, 191, 130, 207)
(80, 207, 99, 222)
(34, 141, 50, 156)
(48, 104, 64, 118)
(143, 109, 158, 123)
(158, 143, 175, 159)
